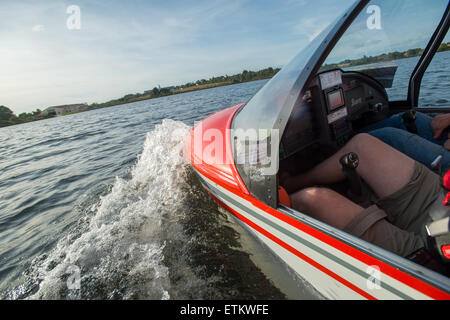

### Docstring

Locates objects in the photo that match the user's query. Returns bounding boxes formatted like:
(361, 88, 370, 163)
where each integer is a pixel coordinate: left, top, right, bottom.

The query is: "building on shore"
(41, 104, 89, 116)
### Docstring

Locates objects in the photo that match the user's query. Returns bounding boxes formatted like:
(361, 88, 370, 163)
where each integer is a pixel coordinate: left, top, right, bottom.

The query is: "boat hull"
(186, 104, 450, 300)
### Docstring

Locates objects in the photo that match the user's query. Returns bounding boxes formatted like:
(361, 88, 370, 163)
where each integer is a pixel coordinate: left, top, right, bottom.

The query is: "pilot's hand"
(444, 133, 450, 151)
(431, 113, 450, 139)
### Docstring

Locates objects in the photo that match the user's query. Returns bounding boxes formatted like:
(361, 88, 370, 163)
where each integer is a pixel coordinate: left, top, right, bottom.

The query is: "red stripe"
(198, 170, 450, 300)
(210, 193, 377, 300)
(253, 197, 450, 300)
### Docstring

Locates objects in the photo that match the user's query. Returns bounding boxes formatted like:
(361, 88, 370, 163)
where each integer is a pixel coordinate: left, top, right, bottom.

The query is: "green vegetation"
(438, 41, 450, 52)
(3, 42, 449, 128)
(0, 106, 55, 128)
(1, 67, 280, 128)
(322, 42, 450, 71)
(89, 67, 280, 109)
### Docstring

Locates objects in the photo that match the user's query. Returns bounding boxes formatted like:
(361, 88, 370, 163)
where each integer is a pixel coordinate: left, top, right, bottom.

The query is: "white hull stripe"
(194, 170, 432, 299)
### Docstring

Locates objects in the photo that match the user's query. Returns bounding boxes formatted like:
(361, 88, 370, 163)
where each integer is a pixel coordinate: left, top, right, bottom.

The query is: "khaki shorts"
(343, 162, 441, 257)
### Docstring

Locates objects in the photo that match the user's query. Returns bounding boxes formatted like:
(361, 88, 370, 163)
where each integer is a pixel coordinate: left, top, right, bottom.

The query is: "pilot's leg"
(362, 112, 404, 132)
(364, 112, 444, 145)
(369, 127, 450, 172)
(291, 186, 425, 257)
(286, 133, 442, 257)
(284, 133, 416, 199)
(290, 187, 363, 229)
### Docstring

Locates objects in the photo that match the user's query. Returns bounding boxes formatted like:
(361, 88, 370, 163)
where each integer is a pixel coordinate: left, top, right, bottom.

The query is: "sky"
(325, 0, 450, 64)
(0, 0, 356, 113)
(0, 0, 448, 114)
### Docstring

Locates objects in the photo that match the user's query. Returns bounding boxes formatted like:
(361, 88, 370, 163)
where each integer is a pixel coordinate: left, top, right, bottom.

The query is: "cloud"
(31, 24, 45, 32)
(0, 0, 353, 113)
(294, 18, 328, 42)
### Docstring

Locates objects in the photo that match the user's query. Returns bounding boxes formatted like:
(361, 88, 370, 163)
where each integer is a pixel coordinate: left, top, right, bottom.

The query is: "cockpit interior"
(279, 69, 392, 202)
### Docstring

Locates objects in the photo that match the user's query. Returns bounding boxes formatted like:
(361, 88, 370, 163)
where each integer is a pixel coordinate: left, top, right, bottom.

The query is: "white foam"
(26, 119, 194, 299)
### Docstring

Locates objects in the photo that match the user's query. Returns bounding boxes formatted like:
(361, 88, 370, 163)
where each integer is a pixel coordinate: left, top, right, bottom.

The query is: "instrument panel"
(280, 69, 389, 160)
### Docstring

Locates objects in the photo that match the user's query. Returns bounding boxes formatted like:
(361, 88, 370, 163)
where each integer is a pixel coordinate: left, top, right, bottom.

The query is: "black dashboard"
(280, 69, 389, 160)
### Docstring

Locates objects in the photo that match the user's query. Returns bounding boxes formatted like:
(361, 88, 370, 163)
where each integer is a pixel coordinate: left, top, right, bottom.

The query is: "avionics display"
(327, 89, 344, 111)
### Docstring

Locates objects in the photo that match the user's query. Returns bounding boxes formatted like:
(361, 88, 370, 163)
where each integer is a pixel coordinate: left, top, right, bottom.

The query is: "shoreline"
(0, 78, 270, 129)
(0, 78, 271, 128)
(2, 46, 449, 129)
(90, 80, 250, 109)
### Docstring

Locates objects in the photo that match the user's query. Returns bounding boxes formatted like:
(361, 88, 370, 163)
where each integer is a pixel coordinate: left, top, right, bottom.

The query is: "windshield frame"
(407, 2, 450, 108)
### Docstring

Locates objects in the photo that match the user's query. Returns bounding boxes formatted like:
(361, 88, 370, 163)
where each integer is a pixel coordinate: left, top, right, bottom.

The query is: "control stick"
(340, 152, 369, 206)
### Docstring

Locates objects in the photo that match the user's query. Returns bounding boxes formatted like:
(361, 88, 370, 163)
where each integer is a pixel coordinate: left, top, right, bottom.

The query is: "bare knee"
(290, 187, 363, 229)
(291, 187, 331, 213)
(345, 133, 378, 154)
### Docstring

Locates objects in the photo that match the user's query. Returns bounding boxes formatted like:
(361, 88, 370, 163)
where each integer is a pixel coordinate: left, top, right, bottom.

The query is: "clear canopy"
(231, 1, 361, 207)
(231, 0, 448, 207)
(321, 0, 449, 102)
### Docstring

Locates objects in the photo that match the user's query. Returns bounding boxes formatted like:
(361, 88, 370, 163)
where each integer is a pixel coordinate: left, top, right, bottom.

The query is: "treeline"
(0, 105, 55, 128)
(90, 67, 280, 108)
(179, 67, 280, 88)
(1, 67, 281, 127)
(438, 41, 450, 52)
(322, 42, 450, 71)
